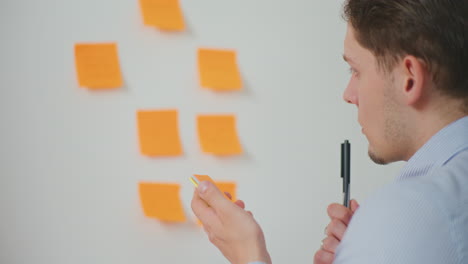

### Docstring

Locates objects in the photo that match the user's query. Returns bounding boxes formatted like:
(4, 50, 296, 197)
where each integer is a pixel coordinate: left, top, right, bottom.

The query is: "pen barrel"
(343, 184, 350, 207)
(343, 141, 350, 183)
(342, 140, 351, 208)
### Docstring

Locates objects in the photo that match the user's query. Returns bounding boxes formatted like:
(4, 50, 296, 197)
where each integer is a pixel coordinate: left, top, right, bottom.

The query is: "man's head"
(342, 0, 468, 164)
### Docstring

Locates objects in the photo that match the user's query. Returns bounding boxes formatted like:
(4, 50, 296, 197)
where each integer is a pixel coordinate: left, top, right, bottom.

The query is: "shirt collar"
(397, 116, 468, 180)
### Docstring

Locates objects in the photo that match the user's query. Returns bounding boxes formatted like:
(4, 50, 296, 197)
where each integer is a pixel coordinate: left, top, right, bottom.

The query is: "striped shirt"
(249, 116, 468, 264)
(334, 116, 468, 263)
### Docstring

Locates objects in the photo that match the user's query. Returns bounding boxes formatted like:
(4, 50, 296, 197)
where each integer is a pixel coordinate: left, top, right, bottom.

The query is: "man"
(191, 0, 468, 263)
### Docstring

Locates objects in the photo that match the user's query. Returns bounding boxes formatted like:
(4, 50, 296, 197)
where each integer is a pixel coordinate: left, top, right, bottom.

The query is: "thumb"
(197, 181, 231, 211)
(350, 199, 360, 213)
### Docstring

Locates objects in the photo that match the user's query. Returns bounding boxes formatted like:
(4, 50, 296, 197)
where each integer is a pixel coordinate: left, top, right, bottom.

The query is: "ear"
(400, 56, 427, 106)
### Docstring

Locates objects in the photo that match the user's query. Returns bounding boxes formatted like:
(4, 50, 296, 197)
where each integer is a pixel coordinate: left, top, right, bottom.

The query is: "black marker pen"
(341, 140, 351, 208)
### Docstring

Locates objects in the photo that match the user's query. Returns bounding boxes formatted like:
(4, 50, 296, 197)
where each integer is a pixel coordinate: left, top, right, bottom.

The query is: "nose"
(343, 79, 358, 106)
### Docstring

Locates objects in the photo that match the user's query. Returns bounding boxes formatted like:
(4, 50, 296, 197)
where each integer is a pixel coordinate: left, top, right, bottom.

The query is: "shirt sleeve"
(333, 179, 459, 264)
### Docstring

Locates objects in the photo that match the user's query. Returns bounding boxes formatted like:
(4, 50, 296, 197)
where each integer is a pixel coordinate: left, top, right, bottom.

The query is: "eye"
(349, 67, 359, 77)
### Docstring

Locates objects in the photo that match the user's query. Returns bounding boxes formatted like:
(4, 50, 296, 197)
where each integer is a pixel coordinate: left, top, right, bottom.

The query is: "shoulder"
(363, 147, 468, 226)
(425, 148, 468, 211)
(351, 177, 453, 243)
(335, 159, 468, 263)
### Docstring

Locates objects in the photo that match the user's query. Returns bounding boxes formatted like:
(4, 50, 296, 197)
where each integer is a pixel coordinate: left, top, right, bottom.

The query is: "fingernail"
(198, 181, 209, 194)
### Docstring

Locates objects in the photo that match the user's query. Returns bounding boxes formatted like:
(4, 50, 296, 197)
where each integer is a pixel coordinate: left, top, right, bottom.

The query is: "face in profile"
(342, 24, 408, 165)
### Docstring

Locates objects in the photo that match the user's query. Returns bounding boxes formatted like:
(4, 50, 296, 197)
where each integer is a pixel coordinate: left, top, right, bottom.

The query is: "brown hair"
(343, 0, 468, 110)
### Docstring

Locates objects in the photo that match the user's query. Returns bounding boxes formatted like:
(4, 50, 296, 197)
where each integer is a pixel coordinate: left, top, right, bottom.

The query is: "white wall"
(0, 0, 402, 263)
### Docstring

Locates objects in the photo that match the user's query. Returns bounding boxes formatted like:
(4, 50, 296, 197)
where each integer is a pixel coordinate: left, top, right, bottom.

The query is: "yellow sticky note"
(191, 174, 216, 187)
(139, 182, 186, 222)
(139, 0, 185, 31)
(137, 110, 183, 156)
(197, 48, 242, 91)
(190, 175, 236, 199)
(197, 115, 242, 155)
(74, 43, 123, 89)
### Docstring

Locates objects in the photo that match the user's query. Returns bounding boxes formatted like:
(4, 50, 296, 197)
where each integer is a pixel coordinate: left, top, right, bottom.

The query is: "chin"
(368, 150, 389, 165)
(368, 145, 390, 165)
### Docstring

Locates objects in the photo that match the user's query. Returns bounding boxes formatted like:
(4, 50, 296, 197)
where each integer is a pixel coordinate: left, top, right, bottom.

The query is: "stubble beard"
(368, 148, 388, 165)
(368, 74, 406, 165)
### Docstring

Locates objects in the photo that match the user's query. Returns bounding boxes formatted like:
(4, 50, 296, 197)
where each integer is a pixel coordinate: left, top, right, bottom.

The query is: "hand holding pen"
(313, 140, 360, 264)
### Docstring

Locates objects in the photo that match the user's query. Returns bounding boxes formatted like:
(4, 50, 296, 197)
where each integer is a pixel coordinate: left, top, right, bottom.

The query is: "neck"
(403, 100, 467, 161)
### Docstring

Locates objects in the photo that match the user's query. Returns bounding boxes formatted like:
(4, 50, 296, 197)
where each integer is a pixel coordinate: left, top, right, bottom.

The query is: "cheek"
(358, 81, 384, 136)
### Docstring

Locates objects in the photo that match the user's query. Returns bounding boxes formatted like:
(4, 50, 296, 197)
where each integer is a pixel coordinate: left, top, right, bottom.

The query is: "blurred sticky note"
(216, 182, 237, 201)
(139, 0, 185, 31)
(74, 43, 123, 89)
(137, 110, 183, 156)
(197, 115, 242, 155)
(139, 182, 186, 222)
(197, 48, 242, 91)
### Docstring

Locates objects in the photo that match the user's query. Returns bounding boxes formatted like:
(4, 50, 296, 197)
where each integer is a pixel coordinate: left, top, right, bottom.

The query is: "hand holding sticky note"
(190, 175, 237, 201)
(190, 174, 216, 188)
(190, 176, 270, 263)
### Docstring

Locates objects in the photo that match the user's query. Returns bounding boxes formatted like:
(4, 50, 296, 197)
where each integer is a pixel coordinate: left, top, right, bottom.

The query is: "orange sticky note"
(137, 110, 183, 156)
(139, 182, 186, 222)
(197, 115, 242, 155)
(216, 182, 237, 201)
(139, 0, 185, 31)
(197, 48, 242, 91)
(74, 43, 123, 89)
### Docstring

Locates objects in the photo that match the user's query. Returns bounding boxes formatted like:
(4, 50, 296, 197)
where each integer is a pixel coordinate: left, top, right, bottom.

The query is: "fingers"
(224, 192, 246, 210)
(350, 199, 360, 213)
(234, 199, 246, 209)
(321, 236, 339, 253)
(197, 181, 232, 212)
(314, 248, 334, 264)
(224, 192, 247, 210)
(315, 201, 360, 264)
(191, 190, 221, 229)
(327, 203, 353, 225)
(325, 219, 347, 241)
